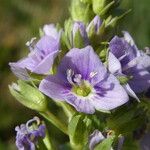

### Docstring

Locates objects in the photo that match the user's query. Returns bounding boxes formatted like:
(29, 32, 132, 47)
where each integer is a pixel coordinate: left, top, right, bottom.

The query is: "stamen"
(145, 47, 150, 55)
(26, 116, 40, 132)
(66, 69, 75, 85)
(74, 74, 82, 84)
(118, 53, 127, 61)
(89, 71, 97, 78)
(26, 37, 37, 51)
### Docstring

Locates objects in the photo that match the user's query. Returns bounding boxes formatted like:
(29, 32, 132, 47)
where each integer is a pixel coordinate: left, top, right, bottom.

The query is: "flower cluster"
(10, 15, 150, 115)
(15, 117, 46, 150)
(9, 1, 150, 149)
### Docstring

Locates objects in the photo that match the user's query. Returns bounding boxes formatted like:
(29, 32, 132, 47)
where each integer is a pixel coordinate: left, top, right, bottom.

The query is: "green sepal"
(73, 29, 85, 48)
(106, 9, 131, 28)
(88, 21, 106, 48)
(70, 0, 94, 24)
(92, 0, 107, 15)
(63, 19, 73, 49)
(92, 0, 115, 17)
(117, 76, 133, 85)
(68, 114, 93, 149)
(99, 1, 115, 16)
(94, 135, 115, 150)
(39, 28, 44, 37)
(9, 80, 47, 112)
(80, 0, 92, 4)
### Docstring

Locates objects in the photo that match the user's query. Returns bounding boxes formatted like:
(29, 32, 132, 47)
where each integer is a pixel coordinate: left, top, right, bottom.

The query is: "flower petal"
(65, 93, 95, 114)
(91, 74, 129, 111)
(43, 24, 61, 40)
(89, 130, 105, 150)
(123, 84, 140, 102)
(108, 52, 122, 74)
(137, 51, 150, 72)
(39, 75, 70, 101)
(109, 36, 137, 66)
(58, 46, 107, 85)
(32, 50, 58, 74)
(126, 65, 150, 93)
(9, 62, 31, 80)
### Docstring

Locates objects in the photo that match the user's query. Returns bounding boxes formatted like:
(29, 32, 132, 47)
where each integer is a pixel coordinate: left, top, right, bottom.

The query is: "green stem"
(40, 110, 68, 135)
(56, 101, 75, 120)
(43, 129, 53, 150)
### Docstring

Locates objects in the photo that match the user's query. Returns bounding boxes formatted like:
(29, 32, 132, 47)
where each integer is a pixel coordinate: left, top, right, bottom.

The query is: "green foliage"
(9, 80, 47, 112)
(68, 114, 92, 149)
(95, 135, 115, 150)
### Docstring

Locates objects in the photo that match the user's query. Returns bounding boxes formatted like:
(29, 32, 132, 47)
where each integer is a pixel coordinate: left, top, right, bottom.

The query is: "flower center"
(67, 69, 93, 97)
(72, 82, 92, 97)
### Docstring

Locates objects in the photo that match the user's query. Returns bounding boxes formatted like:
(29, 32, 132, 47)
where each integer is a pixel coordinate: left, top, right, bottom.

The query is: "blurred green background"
(0, 0, 149, 149)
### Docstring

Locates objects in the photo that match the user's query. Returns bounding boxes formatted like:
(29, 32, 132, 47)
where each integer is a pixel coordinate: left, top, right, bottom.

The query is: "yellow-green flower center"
(72, 81, 92, 97)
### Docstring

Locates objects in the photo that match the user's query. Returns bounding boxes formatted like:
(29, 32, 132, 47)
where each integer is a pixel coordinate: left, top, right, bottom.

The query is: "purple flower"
(39, 46, 128, 114)
(86, 15, 102, 34)
(72, 21, 89, 47)
(108, 31, 150, 97)
(15, 117, 46, 150)
(89, 130, 105, 150)
(9, 24, 61, 76)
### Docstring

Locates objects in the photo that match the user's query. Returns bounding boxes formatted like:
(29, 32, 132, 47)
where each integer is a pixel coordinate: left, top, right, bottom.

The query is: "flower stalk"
(40, 110, 68, 135)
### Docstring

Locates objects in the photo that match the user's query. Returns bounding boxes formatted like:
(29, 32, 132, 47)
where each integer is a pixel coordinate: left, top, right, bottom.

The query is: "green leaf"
(68, 114, 92, 149)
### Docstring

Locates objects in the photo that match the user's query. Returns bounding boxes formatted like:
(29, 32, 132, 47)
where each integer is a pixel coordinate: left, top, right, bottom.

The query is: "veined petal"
(108, 52, 122, 74)
(89, 130, 105, 150)
(65, 93, 95, 114)
(137, 51, 150, 72)
(109, 36, 137, 66)
(123, 84, 140, 102)
(126, 65, 150, 93)
(9, 62, 31, 80)
(58, 46, 107, 85)
(32, 50, 58, 74)
(43, 24, 61, 40)
(91, 74, 129, 111)
(39, 75, 70, 101)
(122, 31, 135, 47)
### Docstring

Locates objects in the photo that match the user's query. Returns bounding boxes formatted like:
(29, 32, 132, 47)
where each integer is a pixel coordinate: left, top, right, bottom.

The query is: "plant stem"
(43, 129, 53, 150)
(56, 101, 75, 120)
(40, 110, 68, 135)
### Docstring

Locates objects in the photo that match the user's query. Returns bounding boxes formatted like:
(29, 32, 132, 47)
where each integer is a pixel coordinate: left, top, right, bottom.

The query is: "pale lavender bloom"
(108, 31, 150, 96)
(86, 15, 102, 34)
(89, 130, 105, 150)
(39, 46, 128, 114)
(15, 117, 46, 150)
(9, 24, 61, 76)
(72, 21, 89, 47)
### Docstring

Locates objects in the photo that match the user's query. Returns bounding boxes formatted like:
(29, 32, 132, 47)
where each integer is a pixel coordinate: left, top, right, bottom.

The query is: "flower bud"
(86, 15, 102, 37)
(9, 80, 47, 112)
(71, 0, 94, 23)
(80, 0, 92, 3)
(72, 21, 89, 48)
(92, 0, 116, 16)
